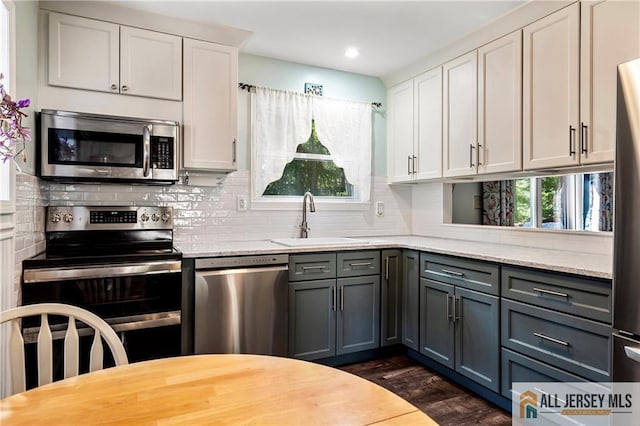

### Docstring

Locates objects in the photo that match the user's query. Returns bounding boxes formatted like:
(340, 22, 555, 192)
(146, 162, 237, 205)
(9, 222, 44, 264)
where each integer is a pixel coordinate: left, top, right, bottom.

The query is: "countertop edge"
(178, 237, 613, 280)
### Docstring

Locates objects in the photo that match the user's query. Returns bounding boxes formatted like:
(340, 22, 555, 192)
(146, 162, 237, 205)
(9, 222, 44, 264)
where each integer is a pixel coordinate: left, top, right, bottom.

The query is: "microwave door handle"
(143, 125, 151, 177)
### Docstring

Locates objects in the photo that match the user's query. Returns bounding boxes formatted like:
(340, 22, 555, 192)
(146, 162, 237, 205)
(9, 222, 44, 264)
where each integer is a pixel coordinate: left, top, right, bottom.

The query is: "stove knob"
(140, 213, 150, 222)
(151, 213, 160, 222)
(161, 212, 171, 222)
(63, 213, 74, 223)
(51, 213, 61, 223)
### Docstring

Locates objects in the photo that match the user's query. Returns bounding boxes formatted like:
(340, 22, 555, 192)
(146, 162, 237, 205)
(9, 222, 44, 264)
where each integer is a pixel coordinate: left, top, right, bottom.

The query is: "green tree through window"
(263, 120, 353, 197)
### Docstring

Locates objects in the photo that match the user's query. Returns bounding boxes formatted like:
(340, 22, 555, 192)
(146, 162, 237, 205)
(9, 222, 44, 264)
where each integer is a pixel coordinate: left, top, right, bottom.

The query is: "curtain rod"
(238, 82, 382, 108)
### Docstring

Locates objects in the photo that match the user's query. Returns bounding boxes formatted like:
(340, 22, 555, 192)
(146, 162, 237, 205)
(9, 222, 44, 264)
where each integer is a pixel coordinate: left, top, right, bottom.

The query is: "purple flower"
(0, 74, 31, 163)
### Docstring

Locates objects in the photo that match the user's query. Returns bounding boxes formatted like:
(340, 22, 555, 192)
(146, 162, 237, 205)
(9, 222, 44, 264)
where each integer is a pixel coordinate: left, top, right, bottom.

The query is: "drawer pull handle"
(302, 265, 326, 271)
(454, 296, 460, 322)
(533, 287, 569, 299)
(442, 269, 464, 277)
(349, 262, 373, 267)
(534, 332, 570, 347)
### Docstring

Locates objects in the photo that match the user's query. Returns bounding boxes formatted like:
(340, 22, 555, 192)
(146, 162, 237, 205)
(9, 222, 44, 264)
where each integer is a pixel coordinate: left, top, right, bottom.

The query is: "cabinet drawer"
(337, 251, 380, 277)
(501, 348, 586, 399)
(502, 299, 611, 381)
(420, 253, 499, 296)
(289, 253, 336, 282)
(502, 266, 611, 323)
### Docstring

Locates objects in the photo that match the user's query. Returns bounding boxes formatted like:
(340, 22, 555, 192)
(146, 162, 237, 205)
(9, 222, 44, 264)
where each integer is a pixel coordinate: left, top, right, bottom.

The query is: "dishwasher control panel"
(195, 254, 289, 269)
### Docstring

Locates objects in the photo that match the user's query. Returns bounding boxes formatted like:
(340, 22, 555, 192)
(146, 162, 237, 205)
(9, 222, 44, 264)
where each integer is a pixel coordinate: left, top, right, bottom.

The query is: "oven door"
(22, 258, 182, 376)
(40, 110, 178, 182)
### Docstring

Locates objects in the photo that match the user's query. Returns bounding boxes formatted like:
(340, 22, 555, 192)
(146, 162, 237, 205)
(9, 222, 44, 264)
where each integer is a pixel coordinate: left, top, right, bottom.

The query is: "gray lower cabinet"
(288, 251, 380, 361)
(381, 249, 402, 346)
(337, 275, 380, 355)
(420, 277, 500, 392)
(500, 267, 612, 399)
(501, 348, 586, 399)
(288, 279, 336, 360)
(402, 250, 420, 350)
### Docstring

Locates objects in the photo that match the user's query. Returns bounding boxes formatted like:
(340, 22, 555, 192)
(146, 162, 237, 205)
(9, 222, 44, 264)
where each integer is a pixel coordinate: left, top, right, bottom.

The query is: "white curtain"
(312, 96, 372, 201)
(251, 86, 372, 201)
(252, 87, 312, 199)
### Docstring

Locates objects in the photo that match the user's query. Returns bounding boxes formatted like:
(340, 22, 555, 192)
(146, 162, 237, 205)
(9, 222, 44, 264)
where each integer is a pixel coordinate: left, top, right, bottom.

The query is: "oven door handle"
(23, 260, 181, 283)
(110, 314, 181, 333)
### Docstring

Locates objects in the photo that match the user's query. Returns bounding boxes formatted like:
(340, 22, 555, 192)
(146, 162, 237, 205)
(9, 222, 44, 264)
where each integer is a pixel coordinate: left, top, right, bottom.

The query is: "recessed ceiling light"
(345, 47, 359, 59)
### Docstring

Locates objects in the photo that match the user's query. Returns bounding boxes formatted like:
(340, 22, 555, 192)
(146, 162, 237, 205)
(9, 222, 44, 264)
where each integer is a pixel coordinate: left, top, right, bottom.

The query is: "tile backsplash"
(23, 171, 413, 253)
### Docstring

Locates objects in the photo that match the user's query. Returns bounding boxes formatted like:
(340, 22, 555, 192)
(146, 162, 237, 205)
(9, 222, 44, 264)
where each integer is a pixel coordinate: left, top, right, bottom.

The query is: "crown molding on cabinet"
(381, 0, 574, 88)
(39, 0, 253, 48)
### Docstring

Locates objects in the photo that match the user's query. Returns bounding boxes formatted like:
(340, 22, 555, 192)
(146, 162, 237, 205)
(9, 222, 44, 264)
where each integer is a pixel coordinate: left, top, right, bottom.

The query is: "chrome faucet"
(300, 192, 316, 238)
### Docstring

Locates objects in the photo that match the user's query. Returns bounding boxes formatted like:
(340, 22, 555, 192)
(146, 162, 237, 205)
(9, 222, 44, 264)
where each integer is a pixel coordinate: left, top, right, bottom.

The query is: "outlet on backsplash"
(237, 195, 248, 212)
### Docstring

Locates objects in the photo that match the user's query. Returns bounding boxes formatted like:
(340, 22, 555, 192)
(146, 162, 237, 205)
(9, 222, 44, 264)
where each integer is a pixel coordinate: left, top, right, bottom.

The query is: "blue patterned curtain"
(482, 181, 514, 226)
(583, 172, 613, 231)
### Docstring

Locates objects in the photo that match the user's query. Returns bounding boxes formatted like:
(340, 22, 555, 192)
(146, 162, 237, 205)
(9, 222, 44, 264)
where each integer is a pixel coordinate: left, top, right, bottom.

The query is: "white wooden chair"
(0, 303, 128, 395)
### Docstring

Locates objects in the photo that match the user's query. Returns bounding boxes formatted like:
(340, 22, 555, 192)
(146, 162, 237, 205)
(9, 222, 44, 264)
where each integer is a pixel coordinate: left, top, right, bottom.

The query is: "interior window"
(452, 172, 613, 232)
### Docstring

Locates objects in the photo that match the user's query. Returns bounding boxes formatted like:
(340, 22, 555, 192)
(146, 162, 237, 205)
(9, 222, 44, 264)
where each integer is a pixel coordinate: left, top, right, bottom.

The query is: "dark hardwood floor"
(340, 355, 511, 426)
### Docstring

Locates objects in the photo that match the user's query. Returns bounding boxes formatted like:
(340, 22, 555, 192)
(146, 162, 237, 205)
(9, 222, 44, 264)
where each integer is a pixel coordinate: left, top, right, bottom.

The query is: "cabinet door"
(443, 51, 478, 177)
(414, 68, 443, 180)
(580, 0, 640, 164)
(478, 30, 522, 174)
(336, 276, 380, 355)
(120, 26, 182, 101)
(454, 287, 500, 392)
(381, 250, 402, 346)
(288, 280, 336, 360)
(387, 81, 415, 182)
(48, 12, 119, 93)
(183, 39, 238, 172)
(402, 250, 419, 350)
(420, 278, 454, 369)
(523, 3, 580, 170)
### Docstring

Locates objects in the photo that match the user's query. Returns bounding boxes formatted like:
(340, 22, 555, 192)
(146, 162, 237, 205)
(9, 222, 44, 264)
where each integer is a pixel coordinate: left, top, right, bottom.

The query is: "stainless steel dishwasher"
(194, 254, 289, 356)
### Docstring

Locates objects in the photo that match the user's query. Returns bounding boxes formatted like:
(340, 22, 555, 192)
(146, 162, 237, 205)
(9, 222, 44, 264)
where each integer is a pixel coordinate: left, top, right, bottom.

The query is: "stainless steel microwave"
(40, 109, 179, 184)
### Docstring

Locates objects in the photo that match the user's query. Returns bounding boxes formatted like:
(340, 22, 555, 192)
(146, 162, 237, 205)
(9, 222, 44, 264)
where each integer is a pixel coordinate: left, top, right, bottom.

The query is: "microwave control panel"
(152, 137, 175, 170)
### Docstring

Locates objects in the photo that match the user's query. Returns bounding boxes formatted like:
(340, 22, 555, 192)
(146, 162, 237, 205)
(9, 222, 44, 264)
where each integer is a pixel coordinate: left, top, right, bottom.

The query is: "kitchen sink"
(270, 237, 370, 247)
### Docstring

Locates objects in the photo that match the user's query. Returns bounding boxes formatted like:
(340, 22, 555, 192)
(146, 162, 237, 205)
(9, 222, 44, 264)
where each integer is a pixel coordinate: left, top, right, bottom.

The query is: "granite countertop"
(178, 235, 613, 280)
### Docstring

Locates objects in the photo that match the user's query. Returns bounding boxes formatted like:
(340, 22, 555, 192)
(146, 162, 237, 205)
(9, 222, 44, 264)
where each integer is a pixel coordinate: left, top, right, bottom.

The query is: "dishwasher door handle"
(195, 265, 289, 277)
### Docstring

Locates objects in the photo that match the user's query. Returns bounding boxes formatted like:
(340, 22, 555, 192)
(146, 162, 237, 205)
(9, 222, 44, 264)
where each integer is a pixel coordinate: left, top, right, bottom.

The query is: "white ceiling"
(115, 1, 525, 78)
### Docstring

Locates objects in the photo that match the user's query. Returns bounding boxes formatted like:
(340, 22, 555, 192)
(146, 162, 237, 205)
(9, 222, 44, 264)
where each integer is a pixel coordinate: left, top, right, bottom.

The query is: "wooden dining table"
(0, 354, 438, 425)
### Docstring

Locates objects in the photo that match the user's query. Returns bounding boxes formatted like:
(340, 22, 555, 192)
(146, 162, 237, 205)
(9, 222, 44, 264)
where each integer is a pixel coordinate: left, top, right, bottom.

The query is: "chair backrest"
(0, 303, 128, 395)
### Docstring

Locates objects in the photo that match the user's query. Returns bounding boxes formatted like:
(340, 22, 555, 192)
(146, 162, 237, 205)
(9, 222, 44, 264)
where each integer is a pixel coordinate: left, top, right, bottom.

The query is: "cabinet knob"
(121, 85, 129, 92)
(110, 84, 117, 90)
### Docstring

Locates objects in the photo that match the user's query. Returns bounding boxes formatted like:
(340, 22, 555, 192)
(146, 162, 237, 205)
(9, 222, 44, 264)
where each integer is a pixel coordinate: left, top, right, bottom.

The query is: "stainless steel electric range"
(21, 206, 183, 388)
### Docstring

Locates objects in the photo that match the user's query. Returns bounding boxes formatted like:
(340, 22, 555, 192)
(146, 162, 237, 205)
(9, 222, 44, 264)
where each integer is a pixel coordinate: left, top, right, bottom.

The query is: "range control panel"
(46, 206, 173, 231)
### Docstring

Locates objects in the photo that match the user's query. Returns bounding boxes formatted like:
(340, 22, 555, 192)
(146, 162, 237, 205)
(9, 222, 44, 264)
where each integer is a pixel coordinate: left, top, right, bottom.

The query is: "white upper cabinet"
(48, 12, 119, 93)
(523, 3, 581, 170)
(182, 39, 238, 172)
(387, 80, 415, 182)
(120, 27, 182, 101)
(443, 51, 477, 178)
(478, 30, 522, 175)
(48, 12, 182, 101)
(414, 67, 443, 181)
(580, 0, 640, 165)
(387, 68, 442, 183)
